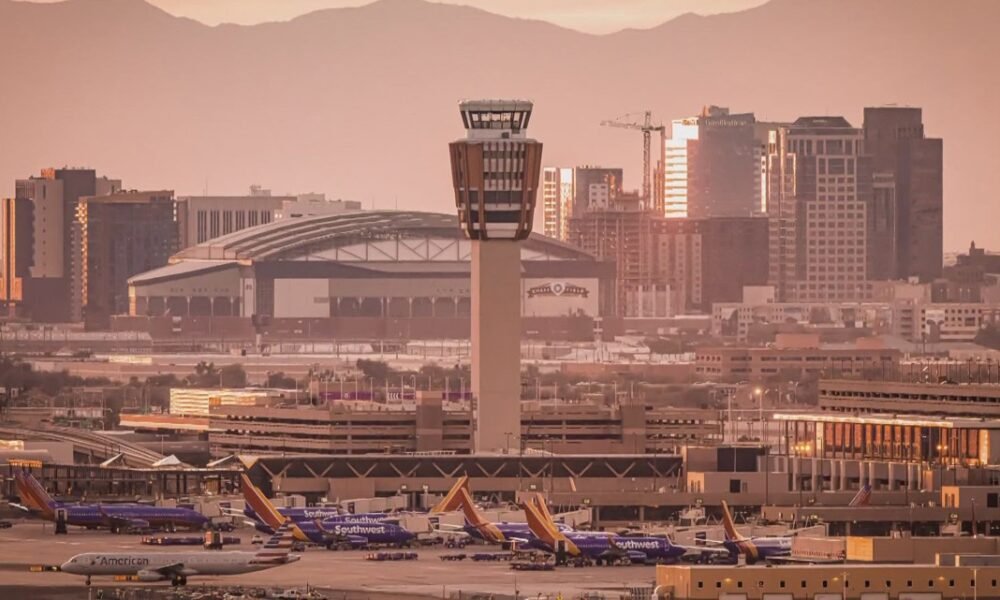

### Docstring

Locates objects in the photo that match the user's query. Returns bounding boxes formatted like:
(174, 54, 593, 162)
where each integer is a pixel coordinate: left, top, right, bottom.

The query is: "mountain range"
(0, 0, 997, 249)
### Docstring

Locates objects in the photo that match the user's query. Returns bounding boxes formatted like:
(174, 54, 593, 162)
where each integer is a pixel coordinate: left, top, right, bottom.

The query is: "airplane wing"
(7, 502, 33, 513)
(675, 544, 733, 557)
(99, 507, 149, 530)
(151, 562, 187, 577)
(430, 528, 471, 539)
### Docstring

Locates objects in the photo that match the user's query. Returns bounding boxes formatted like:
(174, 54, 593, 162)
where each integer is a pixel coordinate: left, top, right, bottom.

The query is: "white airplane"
(60, 523, 299, 587)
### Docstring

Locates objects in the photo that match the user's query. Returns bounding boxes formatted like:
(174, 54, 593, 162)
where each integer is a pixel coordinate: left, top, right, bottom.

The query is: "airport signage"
(99, 557, 151, 567)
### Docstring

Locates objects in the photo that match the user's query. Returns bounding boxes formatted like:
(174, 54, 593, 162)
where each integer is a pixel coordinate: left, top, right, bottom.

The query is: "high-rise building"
(767, 117, 873, 302)
(1, 168, 121, 321)
(73, 190, 178, 329)
(664, 115, 698, 219)
(863, 106, 943, 282)
(176, 189, 362, 248)
(664, 106, 774, 220)
(573, 167, 623, 215)
(541, 166, 619, 241)
(541, 167, 573, 240)
(175, 191, 288, 249)
(568, 192, 660, 317)
(654, 217, 770, 313)
(449, 99, 542, 452)
(568, 192, 769, 317)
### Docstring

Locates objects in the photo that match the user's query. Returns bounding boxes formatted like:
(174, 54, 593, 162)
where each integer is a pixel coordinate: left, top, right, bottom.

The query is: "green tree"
(188, 361, 219, 387)
(266, 371, 297, 389)
(356, 359, 393, 381)
(219, 364, 248, 388)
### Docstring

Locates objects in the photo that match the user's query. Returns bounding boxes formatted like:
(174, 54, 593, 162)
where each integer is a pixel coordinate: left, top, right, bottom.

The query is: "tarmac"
(0, 519, 657, 599)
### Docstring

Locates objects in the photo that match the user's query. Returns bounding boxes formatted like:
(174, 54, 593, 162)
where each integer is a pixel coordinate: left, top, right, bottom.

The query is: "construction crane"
(600, 111, 666, 213)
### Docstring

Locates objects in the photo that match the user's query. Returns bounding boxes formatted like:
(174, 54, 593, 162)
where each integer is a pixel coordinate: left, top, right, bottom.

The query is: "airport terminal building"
(118, 211, 615, 340)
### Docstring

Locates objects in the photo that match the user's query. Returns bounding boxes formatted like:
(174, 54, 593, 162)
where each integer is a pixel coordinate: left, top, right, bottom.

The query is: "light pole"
(754, 387, 765, 443)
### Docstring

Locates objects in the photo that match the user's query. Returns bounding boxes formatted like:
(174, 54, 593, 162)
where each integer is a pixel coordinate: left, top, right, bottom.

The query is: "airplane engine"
(136, 570, 167, 582)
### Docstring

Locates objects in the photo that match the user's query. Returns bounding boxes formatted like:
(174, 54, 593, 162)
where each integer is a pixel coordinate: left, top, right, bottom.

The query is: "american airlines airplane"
(60, 523, 299, 587)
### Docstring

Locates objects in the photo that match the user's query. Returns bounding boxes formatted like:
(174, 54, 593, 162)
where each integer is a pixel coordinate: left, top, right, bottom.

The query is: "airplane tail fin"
(455, 487, 490, 529)
(456, 487, 505, 543)
(532, 493, 556, 526)
(429, 475, 469, 514)
(720, 501, 746, 542)
(849, 484, 872, 507)
(252, 522, 296, 564)
(239, 473, 312, 543)
(519, 500, 579, 556)
(14, 470, 55, 518)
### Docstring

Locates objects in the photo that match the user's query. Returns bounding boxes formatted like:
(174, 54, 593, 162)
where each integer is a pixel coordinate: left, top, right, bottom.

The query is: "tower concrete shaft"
(449, 99, 542, 453)
(470, 241, 522, 452)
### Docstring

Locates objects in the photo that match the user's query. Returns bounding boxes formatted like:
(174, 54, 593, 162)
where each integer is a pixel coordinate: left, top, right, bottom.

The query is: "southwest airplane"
(14, 470, 208, 531)
(61, 523, 299, 587)
(242, 474, 470, 534)
(240, 474, 415, 548)
(718, 500, 792, 563)
(520, 499, 694, 564)
(714, 484, 872, 564)
(453, 488, 573, 546)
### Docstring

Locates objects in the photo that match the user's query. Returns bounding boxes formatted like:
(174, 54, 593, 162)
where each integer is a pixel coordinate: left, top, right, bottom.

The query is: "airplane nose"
(60, 561, 75, 573)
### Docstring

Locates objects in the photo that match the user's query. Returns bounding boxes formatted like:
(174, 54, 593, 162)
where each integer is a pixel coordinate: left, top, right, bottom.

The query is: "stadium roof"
(171, 210, 594, 262)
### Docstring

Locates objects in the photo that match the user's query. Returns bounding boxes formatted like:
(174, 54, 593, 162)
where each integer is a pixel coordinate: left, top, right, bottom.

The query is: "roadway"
(0, 519, 657, 599)
(0, 424, 165, 466)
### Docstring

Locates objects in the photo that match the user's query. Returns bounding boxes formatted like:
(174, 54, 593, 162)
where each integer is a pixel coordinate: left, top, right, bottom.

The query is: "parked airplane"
(520, 500, 694, 565)
(241, 474, 469, 533)
(451, 488, 572, 546)
(61, 522, 299, 586)
(240, 474, 415, 548)
(14, 470, 208, 532)
(717, 500, 792, 563)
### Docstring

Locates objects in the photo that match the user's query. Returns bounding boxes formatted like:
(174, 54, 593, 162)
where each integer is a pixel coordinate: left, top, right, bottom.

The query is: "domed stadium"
(121, 211, 614, 340)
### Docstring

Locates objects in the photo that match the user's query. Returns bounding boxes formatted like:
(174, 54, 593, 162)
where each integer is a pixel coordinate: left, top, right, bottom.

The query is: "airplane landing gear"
(170, 575, 188, 586)
(85, 576, 91, 586)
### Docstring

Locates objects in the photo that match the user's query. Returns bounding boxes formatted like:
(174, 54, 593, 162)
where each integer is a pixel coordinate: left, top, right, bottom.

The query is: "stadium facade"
(119, 211, 615, 340)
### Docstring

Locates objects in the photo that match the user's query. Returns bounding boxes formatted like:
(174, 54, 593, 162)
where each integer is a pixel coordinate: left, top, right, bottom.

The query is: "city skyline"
(0, 0, 994, 251)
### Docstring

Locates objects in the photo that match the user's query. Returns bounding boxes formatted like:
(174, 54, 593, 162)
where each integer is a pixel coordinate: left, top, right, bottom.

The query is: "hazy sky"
(25, 0, 768, 33)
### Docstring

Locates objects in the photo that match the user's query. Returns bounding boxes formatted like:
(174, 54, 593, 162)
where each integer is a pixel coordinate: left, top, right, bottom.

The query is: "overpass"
(0, 424, 165, 467)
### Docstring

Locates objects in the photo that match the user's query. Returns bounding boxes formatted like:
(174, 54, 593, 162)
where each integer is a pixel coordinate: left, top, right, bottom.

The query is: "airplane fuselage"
(61, 552, 285, 578)
(298, 519, 415, 546)
(50, 504, 208, 530)
(613, 536, 688, 563)
(725, 536, 793, 562)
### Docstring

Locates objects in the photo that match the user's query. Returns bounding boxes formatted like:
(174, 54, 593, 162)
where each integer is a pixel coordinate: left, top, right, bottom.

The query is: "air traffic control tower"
(449, 99, 542, 453)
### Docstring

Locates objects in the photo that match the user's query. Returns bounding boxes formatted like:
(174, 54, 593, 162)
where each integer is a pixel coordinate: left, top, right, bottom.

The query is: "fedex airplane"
(14, 470, 208, 532)
(519, 500, 691, 564)
(240, 474, 415, 548)
(241, 475, 470, 534)
(61, 522, 299, 587)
